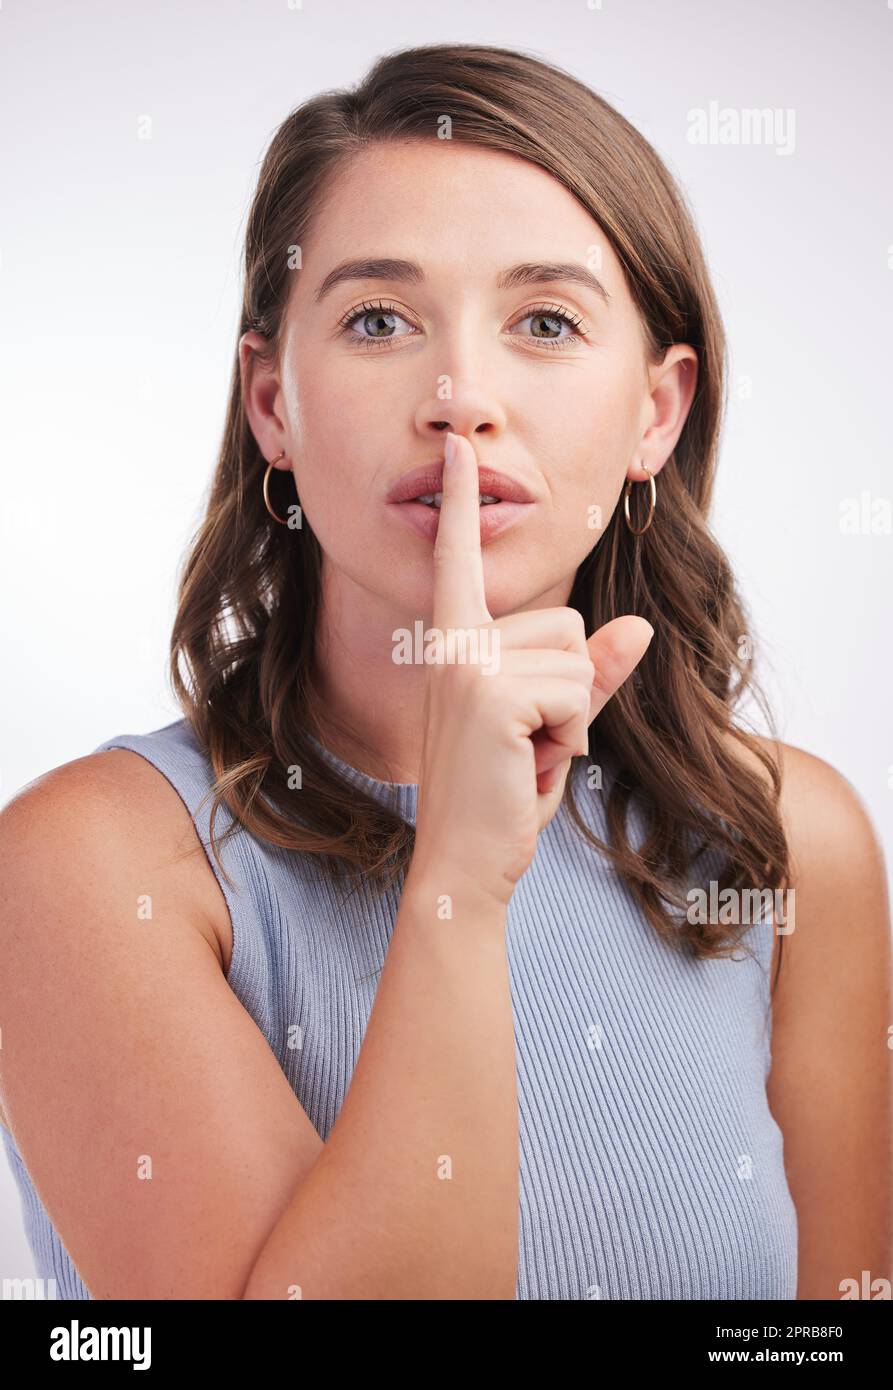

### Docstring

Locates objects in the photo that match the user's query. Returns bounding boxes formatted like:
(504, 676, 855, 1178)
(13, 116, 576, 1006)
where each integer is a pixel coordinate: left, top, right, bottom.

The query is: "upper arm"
(761, 740, 892, 1300)
(0, 753, 324, 1299)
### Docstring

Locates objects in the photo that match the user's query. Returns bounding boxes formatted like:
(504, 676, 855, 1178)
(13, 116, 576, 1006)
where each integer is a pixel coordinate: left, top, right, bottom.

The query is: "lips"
(386, 459, 537, 506)
(389, 496, 532, 545)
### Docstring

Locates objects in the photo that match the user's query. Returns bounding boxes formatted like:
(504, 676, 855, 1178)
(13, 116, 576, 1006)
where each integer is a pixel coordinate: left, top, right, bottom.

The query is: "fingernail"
(444, 433, 457, 467)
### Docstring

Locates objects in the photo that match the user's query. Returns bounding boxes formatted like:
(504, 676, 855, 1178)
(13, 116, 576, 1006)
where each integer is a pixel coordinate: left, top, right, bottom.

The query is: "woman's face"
(243, 140, 695, 621)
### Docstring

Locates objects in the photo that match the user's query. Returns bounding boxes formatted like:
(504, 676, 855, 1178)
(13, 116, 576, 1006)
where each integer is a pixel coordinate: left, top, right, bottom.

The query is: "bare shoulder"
(722, 727, 891, 1019)
(0, 747, 233, 979)
(724, 731, 891, 1297)
(725, 730, 887, 891)
(0, 749, 234, 1133)
(0, 748, 322, 1297)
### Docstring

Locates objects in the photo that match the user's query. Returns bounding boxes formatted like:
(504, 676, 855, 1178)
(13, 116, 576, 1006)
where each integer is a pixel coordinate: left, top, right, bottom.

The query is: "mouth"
(385, 460, 537, 507)
(411, 491, 502, 509)
(385, 459, 536, 545)
(383, 464, 534, 539)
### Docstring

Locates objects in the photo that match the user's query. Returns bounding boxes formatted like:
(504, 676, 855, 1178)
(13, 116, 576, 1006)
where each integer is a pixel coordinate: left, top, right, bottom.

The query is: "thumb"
(585, 616, 654, 723)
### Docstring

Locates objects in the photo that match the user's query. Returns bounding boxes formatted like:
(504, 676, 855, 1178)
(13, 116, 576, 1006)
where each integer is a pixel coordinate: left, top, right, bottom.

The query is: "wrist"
(403, 857, 512, 918)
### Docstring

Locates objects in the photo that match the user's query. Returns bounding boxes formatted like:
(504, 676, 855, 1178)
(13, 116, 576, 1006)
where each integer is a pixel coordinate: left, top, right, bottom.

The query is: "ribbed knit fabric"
(2, 717, 798, 1300)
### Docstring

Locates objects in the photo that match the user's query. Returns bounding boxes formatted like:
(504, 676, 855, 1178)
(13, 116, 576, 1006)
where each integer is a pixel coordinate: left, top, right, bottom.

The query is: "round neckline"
(305, 732, 419, 791)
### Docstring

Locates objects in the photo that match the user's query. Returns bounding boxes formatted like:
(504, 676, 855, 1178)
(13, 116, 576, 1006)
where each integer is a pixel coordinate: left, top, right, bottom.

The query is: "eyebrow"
(313, 258, 611, 305)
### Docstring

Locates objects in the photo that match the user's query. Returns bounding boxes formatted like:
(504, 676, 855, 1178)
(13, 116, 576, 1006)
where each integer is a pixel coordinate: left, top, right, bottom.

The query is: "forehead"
(299, 139, 624, 291)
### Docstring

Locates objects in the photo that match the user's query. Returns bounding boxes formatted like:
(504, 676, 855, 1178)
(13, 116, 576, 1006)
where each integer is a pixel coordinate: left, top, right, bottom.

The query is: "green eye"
(509, 303, 588, 349)
(338, 300, 418, 348)
(336, 298, 589, 351)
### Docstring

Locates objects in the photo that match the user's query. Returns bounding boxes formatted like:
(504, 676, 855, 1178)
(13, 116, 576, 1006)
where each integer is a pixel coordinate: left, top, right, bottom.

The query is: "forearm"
(242, 866, 518, 1299)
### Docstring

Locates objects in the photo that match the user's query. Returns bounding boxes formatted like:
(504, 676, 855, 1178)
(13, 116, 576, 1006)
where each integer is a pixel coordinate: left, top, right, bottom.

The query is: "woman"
(0, 43, 889, 1301)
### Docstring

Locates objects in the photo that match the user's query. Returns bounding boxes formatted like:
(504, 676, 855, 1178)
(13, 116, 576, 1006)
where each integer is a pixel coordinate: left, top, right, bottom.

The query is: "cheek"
(531, 397, 638, 545)
(543, 359, 641, 482)
(289, 356, 397, 474)
(297, 350, 399, 419)
(285, 373, 359, 518)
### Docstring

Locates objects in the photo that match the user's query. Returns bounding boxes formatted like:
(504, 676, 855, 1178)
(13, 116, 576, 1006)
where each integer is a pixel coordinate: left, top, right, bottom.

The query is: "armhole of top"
(91, 730, 258, 987)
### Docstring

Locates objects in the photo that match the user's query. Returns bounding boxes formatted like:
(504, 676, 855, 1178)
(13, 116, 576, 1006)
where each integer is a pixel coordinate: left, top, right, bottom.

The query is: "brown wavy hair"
(169, 42, 789, 980)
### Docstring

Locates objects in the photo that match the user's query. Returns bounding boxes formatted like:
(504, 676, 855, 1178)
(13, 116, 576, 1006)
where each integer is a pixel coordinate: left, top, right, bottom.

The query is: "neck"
(309, 560, 576, 784)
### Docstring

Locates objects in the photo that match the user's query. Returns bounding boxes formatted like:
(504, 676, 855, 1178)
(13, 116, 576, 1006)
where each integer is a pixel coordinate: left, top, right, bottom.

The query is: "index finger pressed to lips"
(432, 432, 493, 632)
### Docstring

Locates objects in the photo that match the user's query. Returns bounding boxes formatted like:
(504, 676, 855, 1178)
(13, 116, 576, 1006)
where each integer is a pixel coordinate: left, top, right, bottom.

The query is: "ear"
(628, 345, 699, 481)
(239, 331, 290, 466)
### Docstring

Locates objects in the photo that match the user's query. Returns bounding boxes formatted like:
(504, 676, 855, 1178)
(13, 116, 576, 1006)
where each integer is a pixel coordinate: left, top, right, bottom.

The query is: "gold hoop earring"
(623, 463, 656, 535)
(263, 452, 288, 525)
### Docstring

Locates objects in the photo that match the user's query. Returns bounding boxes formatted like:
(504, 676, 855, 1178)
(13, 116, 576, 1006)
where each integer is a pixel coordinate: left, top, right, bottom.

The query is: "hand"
(411, 431, 654, 906)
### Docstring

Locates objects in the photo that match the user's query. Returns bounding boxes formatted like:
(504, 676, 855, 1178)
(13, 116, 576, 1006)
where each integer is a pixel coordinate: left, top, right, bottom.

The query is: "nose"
(415, 390, 507, 447)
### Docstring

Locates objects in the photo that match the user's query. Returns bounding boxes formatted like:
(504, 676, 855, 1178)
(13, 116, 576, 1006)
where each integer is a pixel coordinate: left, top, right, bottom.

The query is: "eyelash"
(336, 299, 589, 351)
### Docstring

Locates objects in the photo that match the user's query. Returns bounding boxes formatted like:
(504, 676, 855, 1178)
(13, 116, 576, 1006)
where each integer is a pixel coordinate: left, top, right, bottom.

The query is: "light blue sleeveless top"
(2, 718, 797, 1299)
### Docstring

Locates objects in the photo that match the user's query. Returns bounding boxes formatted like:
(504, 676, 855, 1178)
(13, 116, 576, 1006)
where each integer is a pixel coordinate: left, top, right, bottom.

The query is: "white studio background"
(1, 0, 890, 1285)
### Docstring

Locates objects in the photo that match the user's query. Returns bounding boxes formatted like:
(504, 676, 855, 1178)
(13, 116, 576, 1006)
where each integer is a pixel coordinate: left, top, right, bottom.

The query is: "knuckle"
(561, 652, 595, 686)
(563, 607, 588, 644)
